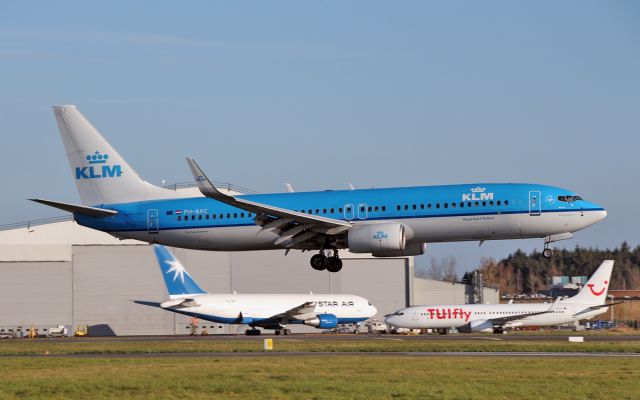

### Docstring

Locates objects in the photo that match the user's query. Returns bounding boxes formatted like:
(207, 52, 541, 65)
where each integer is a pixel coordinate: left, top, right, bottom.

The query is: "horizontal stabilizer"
(133, 300, 162, 308)
(29, 198, 118, 217)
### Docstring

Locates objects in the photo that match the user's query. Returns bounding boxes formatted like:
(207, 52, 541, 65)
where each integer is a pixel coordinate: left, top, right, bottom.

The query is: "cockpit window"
(558, 195, 583, 203)
(394, 312, 404, 316)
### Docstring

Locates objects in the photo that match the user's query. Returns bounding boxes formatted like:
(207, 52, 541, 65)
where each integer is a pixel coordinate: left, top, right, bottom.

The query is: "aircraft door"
(147, 209, 159, 234)
(411, 310, 419, 321)
(529, 191, 541, 216)
(357, 203, 368, 220)
(344, 204, 355, 220)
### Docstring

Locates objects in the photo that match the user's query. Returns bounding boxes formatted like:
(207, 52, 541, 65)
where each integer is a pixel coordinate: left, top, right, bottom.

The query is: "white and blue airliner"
(136, 245, 377, 335)
(31, 105, 607, 272)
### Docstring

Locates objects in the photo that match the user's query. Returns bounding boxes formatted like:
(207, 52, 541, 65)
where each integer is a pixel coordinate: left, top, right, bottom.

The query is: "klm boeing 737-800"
(31, 105, 607, 272)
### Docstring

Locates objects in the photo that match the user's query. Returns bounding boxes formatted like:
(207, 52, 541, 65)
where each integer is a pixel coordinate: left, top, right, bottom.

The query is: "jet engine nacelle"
(303, 313, 338, 329)
(348, 223, 406, 254)
(467, 320, 494, 333)
(372, 242, 426, 257)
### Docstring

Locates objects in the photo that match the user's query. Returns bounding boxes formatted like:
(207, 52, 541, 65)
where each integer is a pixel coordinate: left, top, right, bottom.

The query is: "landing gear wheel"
(310, 254, 328, 271)
(284, 329, 291, 335)
(275, 330, 281, 336)
(493, 327, 504, 334)
(245, 328, 261, 336)
(543, 248, 553, 258)
(326, 256, 343, 273)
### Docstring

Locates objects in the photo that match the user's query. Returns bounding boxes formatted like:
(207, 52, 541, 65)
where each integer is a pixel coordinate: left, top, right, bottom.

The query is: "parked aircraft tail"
(153, 245, 207, 299)
(568, 260, 614, 305)
(52, 105, 181, 206)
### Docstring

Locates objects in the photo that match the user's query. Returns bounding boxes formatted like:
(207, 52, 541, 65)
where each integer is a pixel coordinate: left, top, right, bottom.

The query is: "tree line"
(475, 242, 640, 295)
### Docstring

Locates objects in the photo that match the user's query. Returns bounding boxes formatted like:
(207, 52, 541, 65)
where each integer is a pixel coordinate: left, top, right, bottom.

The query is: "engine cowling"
(372, 242, 426, 257)
(303, 313, 338, 329)
(348, 223, 406, 254)
(467, 320, 493, 333)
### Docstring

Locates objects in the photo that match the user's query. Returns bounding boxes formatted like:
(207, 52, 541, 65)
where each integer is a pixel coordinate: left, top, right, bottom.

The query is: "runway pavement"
(6, 351, 640, 359)
(24, 333, 640, 343)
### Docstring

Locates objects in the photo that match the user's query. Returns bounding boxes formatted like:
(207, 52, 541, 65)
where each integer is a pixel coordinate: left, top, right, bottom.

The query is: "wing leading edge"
(185, 158, 351, 248)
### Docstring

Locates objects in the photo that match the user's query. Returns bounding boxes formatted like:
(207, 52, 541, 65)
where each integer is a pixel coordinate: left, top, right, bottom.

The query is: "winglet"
(548, 296, 562, 311)
(185, 158, 229, 202)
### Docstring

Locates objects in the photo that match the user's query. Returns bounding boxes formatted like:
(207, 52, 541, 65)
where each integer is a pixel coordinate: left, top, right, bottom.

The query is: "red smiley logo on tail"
(588, 280, 608, 296)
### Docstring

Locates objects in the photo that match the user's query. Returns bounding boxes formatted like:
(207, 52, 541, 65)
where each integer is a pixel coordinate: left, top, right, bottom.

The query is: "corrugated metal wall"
(0, 262, 73, 329)
(0, 245, 410, 335)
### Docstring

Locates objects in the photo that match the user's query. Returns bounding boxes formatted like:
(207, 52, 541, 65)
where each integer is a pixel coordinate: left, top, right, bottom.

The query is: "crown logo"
(470, 186, 486, 193)
(86, 151, 109, 164)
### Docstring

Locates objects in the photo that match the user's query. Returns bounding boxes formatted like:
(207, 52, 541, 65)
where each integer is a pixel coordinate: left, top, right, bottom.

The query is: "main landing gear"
(310, 250, 343, 273)
(245, 328, 261, 336)
(542, 247, 553, 259)
(275, 328, 291, 336)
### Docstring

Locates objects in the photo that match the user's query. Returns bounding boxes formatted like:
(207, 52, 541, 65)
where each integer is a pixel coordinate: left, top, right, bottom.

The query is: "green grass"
(0, 337, 639, 356)
(0, 355, 639, 399)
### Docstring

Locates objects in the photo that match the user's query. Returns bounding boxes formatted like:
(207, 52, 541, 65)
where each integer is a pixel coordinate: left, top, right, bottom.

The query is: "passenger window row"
(176, 212, 253, 222)
(396, 200, 509, 211)
(169, 198, 511, 223)
(297, 205, 387, 215)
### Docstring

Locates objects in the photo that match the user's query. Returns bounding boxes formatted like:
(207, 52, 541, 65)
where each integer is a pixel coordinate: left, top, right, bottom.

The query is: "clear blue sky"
(1, 1, 638, 274)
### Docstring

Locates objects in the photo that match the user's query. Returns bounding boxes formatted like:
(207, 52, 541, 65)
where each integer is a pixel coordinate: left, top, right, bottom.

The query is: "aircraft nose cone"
(598, 209, 608, 221)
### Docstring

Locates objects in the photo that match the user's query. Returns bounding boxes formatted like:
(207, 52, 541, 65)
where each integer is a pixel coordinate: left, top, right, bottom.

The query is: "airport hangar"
(0, 186, 499, 336)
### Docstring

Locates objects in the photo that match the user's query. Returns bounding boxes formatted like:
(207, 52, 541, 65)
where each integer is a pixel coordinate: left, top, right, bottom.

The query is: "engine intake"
(303, 313, 338, 329)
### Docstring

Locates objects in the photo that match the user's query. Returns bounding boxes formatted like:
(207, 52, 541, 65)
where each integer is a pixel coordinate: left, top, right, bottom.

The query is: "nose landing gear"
(310, 250, 343, 272)
(542, 233, 573, 259)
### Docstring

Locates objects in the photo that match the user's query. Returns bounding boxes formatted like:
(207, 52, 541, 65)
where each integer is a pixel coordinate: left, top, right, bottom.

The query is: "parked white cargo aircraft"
(32, 105, 607, 272)
(385, 260, 615, 334)
(136, 245, 377, 335)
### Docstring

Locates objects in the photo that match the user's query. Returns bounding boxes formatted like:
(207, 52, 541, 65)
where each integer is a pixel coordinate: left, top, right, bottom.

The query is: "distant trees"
(476, 242, 640, 294)
(425, 256, 458, 282)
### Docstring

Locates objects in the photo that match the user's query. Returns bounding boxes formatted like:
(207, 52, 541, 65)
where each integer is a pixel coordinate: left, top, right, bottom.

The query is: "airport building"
(0, 217, 499, 336)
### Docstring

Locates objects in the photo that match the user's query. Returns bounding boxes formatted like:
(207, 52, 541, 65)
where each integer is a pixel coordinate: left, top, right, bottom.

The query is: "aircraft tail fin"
(153, 245, 207, 299)
(52, 105, 178, 206)
(568, 260, 614, 305)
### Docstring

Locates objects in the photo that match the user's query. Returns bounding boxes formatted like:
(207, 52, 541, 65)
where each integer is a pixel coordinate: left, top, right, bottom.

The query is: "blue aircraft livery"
(31, 105, 607, 273)
(75, 151, 123, 180)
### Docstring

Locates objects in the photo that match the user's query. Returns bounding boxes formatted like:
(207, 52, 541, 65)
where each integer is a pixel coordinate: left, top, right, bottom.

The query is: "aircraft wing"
(270, 301, 317, 321)
(489, 299, 560, 326)
(572, 301, 624, 318)
(160, 298, 201, 309)
(186, 158, 351, 248)
(488, 311, 550, 325)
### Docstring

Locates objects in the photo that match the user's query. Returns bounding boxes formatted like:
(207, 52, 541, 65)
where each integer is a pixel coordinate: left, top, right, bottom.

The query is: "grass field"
(1, 355, 639, 399)
(1, 336, 639, 356)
